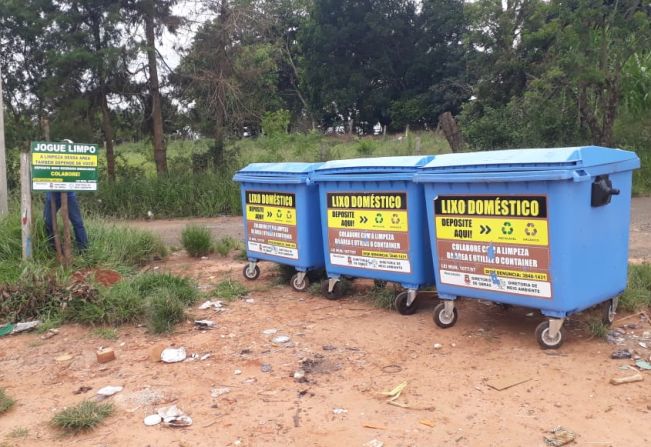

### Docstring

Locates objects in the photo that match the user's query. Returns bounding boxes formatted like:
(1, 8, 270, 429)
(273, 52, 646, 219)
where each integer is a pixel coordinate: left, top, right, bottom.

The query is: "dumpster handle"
(572, 170, 591, 182)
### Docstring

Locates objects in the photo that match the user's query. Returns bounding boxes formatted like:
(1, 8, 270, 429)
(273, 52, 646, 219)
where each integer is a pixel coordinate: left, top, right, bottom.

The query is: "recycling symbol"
(525, 222, 537, 236)
(286, 210, 292, 219)
(391, 214, 400, 225)
(375, 213, 384, 224)
(276, 210, 283, 218)
(501, 221, 513, 235)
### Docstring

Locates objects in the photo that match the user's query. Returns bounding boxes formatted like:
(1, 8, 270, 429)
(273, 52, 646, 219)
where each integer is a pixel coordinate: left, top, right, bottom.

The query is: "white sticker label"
(440, 269, 551, 298)
(330, 253, 411, 273)
(248, 242, 298, 260)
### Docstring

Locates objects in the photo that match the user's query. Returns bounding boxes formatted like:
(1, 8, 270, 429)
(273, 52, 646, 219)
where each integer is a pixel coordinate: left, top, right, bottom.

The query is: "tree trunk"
(144, 0, 167, 174)
(100, 94, 116, 182)
(438, 111, 464, 153)
(41, 115, 51, 140)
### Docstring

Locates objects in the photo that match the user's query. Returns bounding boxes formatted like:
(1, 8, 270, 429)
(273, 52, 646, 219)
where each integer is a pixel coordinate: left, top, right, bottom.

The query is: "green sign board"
(31, 141, 99, 191)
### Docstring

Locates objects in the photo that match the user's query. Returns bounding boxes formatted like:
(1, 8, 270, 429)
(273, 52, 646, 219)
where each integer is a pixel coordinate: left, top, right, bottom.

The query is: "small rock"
(332, 408, 347, 415)
(322, 344, 336, 351)
(234, 369, 242, 375)
(55, 354, 74, 362)
(261, 363, 272, 373)
(272, 335, 290, 344)
(433, 343, 443, 350)
(211, 387, 231, 398)
(245, 298, 255, 304)
(451, 343, 456, 348)
(200, 353, 211, 361)
(639, 342, 648, 349)
(611, 349, 632, 359)
(144, 414, 162, 426)
(41, 329, 59, 339)
(262, 329, 278, 335)
(97, 385, 123, 397)
(293, 369, 306, 381)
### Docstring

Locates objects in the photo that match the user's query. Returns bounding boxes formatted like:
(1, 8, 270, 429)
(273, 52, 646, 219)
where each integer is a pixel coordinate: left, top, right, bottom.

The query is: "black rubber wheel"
(395, 291, 418, 315)
(601, 299, 616, 326)
(321, 280, 344, 300)
(374, 280, 388, 289)
(535, 321, 565, 349)
(290, 273, 310, 292)
(433, 302, 458, 328)
(242, 264, 260, 281)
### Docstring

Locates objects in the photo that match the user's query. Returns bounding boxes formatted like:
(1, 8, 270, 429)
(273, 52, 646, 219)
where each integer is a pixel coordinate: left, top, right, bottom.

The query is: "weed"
(236, 249, 248, 261)
(8, 427, 28, 438)
(92, 327, 118, 340)
(213, 279, 248, 301)
(620, 263, 651, 312)
(356, 139, 376, 156)
(130, 272, 198, 306)
(586, 318, 609, 338)
(181, 225, 214, 258)
(36, 314, 64, 333)
(366, 285, 396, 309)
(214, 236, 242, 257)
(145, 290, 186, 334)
(273, 264, 296, 285)
(308, 281, 322, 296)
(0, 389, 14, 414)
(51, 401, 113, 434)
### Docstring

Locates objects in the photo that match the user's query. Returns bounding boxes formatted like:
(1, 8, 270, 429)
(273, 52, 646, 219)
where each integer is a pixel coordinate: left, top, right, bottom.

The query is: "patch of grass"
(51, 401, 113, 434)
(365, 285, 396, 309)
(0, 389, 15, 414)
(273, 264, 296, 285)
(130, 272, 198, 306)
(620, 263, 651, 312)
(212, 279, 248, 301)
(92, 327, 118, 340)
(308, 281, 322, 296)
(8, 427, 28, 438)
(214, 236, 242, 257)
(145, 289, 186, 334)
(181, 225, 214, 258)
(586, 318, 609, 339)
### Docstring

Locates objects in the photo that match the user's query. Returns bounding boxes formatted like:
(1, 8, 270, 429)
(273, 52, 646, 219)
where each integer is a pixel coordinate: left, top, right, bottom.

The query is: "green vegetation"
(620, 263, 651, 312)
(365, 285, 396, 310)
(0, 389, 15, 414)
(212, 279, 248, 301)
(51, 401, 114, 434)
(181, 225, 214, 258)
(7, 427, 29, 438)
(92, 327, 118, 340)
(214, 236, 243, 257)
(586, 319, 609, 339)
(145, 289, 187, 334)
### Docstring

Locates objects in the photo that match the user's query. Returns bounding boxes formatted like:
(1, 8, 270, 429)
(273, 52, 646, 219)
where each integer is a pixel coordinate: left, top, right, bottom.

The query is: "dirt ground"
(1, 251, 651, 446)
(124, 197, 651, 263)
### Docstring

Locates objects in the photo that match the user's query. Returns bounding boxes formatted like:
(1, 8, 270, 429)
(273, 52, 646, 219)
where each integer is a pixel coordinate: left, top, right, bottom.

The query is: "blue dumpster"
(233, 162, 324, 291)
(414, 146, 640, 348)
(312, 156, 435, 314)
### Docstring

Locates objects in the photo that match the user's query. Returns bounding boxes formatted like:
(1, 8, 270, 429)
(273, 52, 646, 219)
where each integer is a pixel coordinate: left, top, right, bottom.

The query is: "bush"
(130, 272, 198, 306)
(212, 279, 248, 301)
(620, 263, 651, 312)
(145, 289, 186, 334)
(51, 401, 113, 434)
(214, 236, 242, 257)
(181, 225, 214, 258)
(0, 388, 15, 414)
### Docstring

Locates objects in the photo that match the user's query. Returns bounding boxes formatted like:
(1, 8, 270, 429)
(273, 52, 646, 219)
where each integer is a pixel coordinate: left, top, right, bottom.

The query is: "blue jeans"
(44, 192, 89, 250)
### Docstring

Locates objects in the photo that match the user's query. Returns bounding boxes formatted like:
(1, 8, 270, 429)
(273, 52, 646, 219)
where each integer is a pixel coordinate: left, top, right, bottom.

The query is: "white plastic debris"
(12, 321, 41, 334)
(262, 328, 278, 335)
(332, 408, 348, 415)
(198, 300, 224, 311)
(144, 414, 162, 426)
(364, 440, 384, 447)
(211, 387, 231, 398)
(157, 405, 193, 427)
(96, 385, 123, 397)
(272, 335, 290, 344)
(194, 320, 216, 329)
(161, 347, 187, 363)
(245, 298, 255, 304)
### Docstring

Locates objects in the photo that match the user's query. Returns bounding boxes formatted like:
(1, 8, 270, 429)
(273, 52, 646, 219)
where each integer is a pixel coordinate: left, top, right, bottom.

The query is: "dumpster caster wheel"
(321, 280, 343, 300)
(433, 302, 458, 328)
(535, 321, 565, 349)
(374, 280, 388, 289)
(601, 299, 617, 326)
(395, 291, 418, 315)
(290, 273, 310, 292)
(243, 264, 260, 281)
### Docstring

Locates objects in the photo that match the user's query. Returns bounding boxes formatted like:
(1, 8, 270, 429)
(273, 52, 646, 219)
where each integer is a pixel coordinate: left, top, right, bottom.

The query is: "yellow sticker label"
(435, 216, 548, 246)
(483, 268, 548, 281)
(268, 240, 297, 249)
(32, 153, 98, 167)
(328, 209, 408, 232)
(361, 250, 408, 260)
(246, 205, 296, 225)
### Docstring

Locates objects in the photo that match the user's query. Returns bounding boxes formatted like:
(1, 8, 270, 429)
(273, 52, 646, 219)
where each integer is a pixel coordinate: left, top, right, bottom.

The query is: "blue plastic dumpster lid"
(233, 162, 323, 184)
(415, 146, 640, 182)
(312, 155, 434, 181)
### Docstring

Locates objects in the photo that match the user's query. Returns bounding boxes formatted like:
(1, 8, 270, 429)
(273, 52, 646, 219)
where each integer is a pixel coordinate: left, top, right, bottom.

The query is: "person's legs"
(66, 192, 89, 250)
(43, 192, 61, 249)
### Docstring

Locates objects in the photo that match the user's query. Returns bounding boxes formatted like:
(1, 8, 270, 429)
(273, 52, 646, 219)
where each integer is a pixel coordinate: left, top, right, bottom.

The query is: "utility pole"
(0, 64, 9, 216)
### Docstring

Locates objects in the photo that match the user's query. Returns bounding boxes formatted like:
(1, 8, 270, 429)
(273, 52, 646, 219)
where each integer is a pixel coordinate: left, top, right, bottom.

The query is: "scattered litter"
(198, 300, 224, 311)
(379, 381, 407, 403)
(381, 364, 402, 374)
(55, 353, 74, 362)
(611, 349, 632, 359)
(293, 369, 306, 381)
(363, 440, 383, 447)
(261, 363, 272, 373)
(211, 387, 231, 398)
(245, 298, 255, 304)
(363, 423, 386, 430)
(161, 347, 187, 363)
(144, 414, 162, 426)
(243, 378, 257, 384)
(486, 375, 531, 391)
(157, 405, 192, 427)
(194, 320, 216, 329)
(419, 419, 435, 427)
(544, 426, 576, 446)
(639, 342, 648, 349)
(96, 347, 116, 364)
(272, 335, 290, 344)
(322, 344, 336, 351)
(73, 386, 92, 395)
(606, 331, 626, 345)
(610, 373, 644, 385)
(635, 359, 651, 370)
(332, 408, 348, 415)
(97, 386, 123, 397)
(200, 353, 211, 361)
(12, 320, 41, 334)
(262, 329, 278, 335)
(41, 329, 59, 339)
(234, 369, 242, 375)
(433, 343, 443, 350)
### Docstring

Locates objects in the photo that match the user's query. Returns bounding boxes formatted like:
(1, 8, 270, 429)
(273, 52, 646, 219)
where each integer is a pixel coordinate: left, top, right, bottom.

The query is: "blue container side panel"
(240, 182, 324, 271)
(318, 180, 434, 288)
(423, 171, 634, 317)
